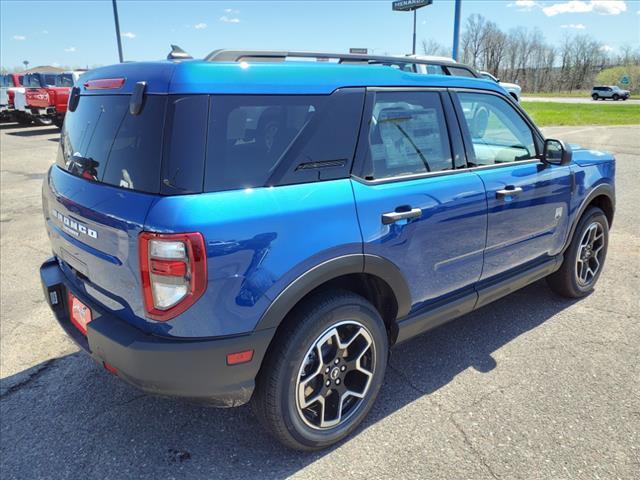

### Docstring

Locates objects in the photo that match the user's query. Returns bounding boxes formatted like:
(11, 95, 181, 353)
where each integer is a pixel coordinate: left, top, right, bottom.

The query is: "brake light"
(83, 78, 125, 90)
(139, 232, 207, 321)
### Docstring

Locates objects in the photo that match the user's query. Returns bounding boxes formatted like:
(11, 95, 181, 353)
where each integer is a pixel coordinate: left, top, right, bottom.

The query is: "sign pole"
(452, 0, 461, 61)
(412, 8, 417, 55)
(392, 0, 432, 55)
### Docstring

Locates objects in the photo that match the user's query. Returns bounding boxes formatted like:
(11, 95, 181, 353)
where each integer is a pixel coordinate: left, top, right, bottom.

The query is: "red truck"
(14, 72, 72, 127)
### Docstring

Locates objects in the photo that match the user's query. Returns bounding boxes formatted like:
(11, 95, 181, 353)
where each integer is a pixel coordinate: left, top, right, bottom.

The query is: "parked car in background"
(14, 72, 72, 126)
(591, 85, 630, 101)
(41, 49, 615, 451)
(480, 71, 522, 102)
(0, 73, 25, 121)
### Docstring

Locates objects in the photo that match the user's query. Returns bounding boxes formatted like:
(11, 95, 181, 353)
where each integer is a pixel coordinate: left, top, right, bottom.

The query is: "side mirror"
(542, 138, 572, 166)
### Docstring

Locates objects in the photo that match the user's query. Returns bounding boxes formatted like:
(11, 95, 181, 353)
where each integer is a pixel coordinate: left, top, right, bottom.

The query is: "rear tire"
(252, 290, 388, 451)
(592, 94, 598, 101)
(547, 207, 609, 298)
(613, 94, 620, 101)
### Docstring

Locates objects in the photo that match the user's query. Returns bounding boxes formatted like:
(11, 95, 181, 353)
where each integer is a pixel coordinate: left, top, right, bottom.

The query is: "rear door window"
(58, 95, 167, 193)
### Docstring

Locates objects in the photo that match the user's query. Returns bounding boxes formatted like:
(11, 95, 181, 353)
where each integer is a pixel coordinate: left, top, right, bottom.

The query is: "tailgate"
(44, 91, 169, 333)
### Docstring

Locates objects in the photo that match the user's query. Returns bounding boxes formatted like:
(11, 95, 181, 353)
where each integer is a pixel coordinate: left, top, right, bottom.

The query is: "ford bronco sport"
(40, 50, 615, 451)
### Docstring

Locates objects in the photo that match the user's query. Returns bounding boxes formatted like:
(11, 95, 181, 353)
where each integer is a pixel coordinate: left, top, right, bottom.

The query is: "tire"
(53, 116, 64, 129)
(16, 113, 32, 125)
(34, 116, 53, 126)
(547, 207, 609, 298)
(613, 94, 619, 101)
(252, 290, 388, 451)
(592, 94, 598, 101)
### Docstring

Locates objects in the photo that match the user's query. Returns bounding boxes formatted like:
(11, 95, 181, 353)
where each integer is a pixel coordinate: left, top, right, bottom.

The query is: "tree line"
(424, 14, 640, 93)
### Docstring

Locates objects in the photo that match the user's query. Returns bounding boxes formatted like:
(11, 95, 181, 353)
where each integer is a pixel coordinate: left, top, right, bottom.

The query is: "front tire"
(547, 207, 609, 298)
(613, 94, 620, 101)
(592, 94, 598, 101)
(252, 290, 388, 451)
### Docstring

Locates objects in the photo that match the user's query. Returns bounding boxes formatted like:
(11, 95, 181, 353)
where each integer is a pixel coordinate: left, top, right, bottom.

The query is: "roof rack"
(204, 49, 459, 67)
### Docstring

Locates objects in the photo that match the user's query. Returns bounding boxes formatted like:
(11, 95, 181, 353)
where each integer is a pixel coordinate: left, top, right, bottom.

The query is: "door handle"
(381, 208, 422, 225)
(496, 186, 523, 199)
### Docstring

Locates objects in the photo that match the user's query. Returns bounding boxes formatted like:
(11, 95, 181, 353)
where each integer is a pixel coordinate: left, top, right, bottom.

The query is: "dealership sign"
(392, 0, 433, 11)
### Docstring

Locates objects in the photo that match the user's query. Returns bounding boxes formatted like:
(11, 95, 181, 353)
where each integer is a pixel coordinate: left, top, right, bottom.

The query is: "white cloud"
(219, 15, 240, 23)
(122, 32, 136, 39)
(600, 44, 614, 52)
(64, 46, 76, 52)
(224, 8, 239, 14)
(561, 23, 587, 29)
(194, 22, 208, 29)
(507, 0, 539, 10)
(42, 30, 48, 34)
(543, 1, 627, 17)
(12, 35, 26, 41)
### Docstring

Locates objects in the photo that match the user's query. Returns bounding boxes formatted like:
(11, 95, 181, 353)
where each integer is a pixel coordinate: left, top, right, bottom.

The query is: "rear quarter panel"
(144, 179, 362, 338)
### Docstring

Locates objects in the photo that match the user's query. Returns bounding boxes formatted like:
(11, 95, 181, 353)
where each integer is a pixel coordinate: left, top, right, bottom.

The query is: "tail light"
(139, 232, 207, 321)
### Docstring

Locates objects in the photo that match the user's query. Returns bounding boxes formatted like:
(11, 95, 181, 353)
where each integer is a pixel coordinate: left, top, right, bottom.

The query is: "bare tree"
(421, 39, 449, 57)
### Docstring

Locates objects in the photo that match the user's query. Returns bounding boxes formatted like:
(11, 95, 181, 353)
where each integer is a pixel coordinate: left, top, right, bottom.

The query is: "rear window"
(57, 90, 364, 195)
(57, 95, 167, 193)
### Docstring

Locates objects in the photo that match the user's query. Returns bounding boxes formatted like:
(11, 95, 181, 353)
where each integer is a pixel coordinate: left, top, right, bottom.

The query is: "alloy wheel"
(296, 321, 375, 430)
(576, 221, 605, 286)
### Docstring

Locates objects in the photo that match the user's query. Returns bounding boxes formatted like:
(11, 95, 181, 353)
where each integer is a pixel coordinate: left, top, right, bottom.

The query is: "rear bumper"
(40, 257, 275, 407)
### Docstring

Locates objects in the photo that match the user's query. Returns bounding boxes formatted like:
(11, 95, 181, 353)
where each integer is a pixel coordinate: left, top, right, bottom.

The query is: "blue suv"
(40, 50, 615, 450)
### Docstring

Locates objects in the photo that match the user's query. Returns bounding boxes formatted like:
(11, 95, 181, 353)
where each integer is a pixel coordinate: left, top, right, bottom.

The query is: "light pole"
(392, 0, 433, 55)
(112, 0, 124, 63)
(23, 60, 29, 71)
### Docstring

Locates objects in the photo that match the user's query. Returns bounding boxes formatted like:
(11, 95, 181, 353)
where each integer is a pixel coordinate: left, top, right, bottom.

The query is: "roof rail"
(204, 49, 460, 67)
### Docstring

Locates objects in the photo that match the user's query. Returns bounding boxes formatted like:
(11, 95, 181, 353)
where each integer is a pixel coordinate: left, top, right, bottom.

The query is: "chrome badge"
(52, 209, 97, 239)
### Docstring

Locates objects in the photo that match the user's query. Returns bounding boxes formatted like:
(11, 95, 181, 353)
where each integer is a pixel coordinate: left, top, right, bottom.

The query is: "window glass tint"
(43, 74, 57, 86)
(457, 92, 535, 166)
(205, 95, 324, 192)
(161, 95, 208, 194)
(57, 74, 74, 87)
(58, 95, 167, 193)
(23, 75, 42, 87)
(361, 91, 452, 180)
(425, 64, 446, 75)
(0, 75, 8, 87)
(446, 66, 476, 78)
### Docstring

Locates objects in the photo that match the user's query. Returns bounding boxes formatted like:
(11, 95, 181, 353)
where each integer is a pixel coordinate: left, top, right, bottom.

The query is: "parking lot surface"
(1, 122, 639, 479)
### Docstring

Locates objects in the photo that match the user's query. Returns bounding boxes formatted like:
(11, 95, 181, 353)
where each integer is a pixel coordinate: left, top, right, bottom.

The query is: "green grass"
(521, 91, 592, 98)
(521, 101, 640, 126)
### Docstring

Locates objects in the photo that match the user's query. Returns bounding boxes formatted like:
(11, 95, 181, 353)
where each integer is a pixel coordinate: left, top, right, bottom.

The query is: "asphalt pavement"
(1, 122, 639, 479)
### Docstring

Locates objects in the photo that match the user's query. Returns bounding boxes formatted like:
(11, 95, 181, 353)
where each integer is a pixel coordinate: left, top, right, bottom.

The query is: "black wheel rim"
(576, 221, 605, 287)
(295, 321, 375, 430)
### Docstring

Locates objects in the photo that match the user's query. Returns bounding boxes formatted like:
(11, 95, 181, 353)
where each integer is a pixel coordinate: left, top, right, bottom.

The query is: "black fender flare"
(255, 254, 412, 331)
(563, 183, 615, 252)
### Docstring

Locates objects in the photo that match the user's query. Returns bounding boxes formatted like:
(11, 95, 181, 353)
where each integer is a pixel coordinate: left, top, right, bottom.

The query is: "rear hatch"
(43, 64, 175, 333)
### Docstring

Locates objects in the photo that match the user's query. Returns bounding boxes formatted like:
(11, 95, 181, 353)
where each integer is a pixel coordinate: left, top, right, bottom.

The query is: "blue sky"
(1, 0, 639, 69)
